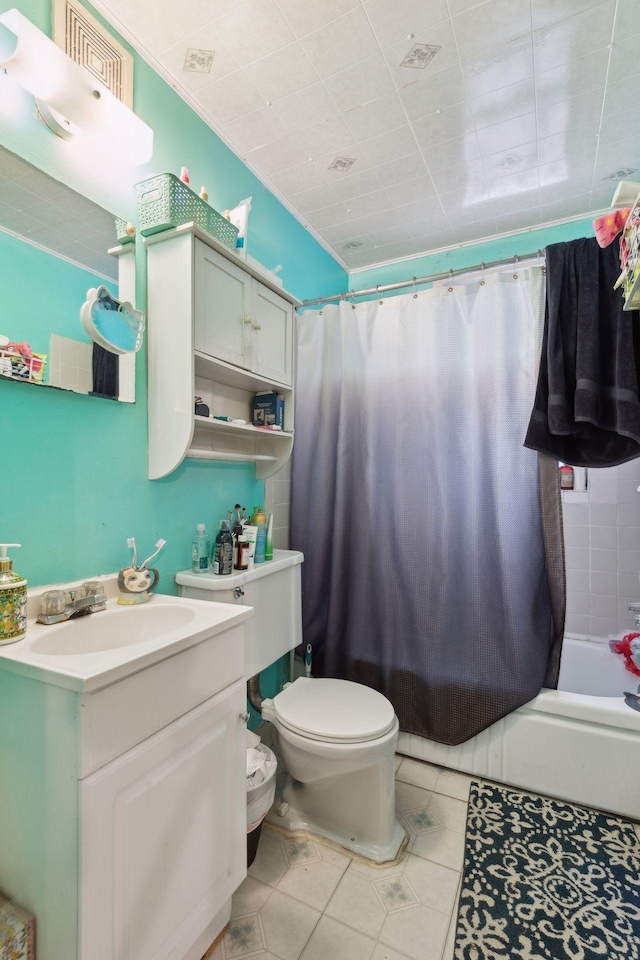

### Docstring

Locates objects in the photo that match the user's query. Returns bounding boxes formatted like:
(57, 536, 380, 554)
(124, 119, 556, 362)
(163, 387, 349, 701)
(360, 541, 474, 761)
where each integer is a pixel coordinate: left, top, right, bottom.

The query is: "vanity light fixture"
(0, 8, 153, 164)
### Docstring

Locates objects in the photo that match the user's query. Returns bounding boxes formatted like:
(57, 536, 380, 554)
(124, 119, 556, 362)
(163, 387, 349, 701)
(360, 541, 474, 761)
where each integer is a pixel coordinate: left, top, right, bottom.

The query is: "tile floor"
(212, 755, 640, 960)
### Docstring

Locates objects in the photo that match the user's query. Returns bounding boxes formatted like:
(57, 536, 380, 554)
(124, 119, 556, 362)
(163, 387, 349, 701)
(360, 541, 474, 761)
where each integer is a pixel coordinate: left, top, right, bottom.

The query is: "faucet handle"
(80, 580, 105, 598)
(40, 590, 66, 616)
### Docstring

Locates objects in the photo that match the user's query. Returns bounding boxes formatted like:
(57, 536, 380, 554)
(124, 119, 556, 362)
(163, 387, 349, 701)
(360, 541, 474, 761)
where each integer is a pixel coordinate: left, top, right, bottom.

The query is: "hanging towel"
(524, 237, 640, 467)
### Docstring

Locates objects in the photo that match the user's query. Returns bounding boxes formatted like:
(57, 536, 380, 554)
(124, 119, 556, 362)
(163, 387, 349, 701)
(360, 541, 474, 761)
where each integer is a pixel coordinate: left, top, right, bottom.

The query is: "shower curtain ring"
(448, 269, 454, 292)
(513, 255, 519, 280)
(412, 277, 418, 299)
(480, 262, 486, 286)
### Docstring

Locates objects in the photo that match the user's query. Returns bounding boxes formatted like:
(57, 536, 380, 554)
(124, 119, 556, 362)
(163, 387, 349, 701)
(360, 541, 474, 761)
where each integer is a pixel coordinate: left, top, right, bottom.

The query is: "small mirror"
(0, 143, 135, 402)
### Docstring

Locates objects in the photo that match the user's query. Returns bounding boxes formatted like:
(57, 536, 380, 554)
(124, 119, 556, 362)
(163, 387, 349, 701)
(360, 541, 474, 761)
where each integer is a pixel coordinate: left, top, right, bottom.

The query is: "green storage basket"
(135, 173, 239, 250)
(114, 216, 135, 245)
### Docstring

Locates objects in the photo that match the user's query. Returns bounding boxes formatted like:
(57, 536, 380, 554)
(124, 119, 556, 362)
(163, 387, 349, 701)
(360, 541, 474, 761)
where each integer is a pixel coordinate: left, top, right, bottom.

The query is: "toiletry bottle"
(234, 536, 250, 571)
(0, 544, 27, 644)
(199, 186, 209, 202)
(180, 166, 190, 185)
(192, 523, 211, 574)
(252, 506, 267, 564)
(213, 521, 233, 575)
(265, 512, 274, 562)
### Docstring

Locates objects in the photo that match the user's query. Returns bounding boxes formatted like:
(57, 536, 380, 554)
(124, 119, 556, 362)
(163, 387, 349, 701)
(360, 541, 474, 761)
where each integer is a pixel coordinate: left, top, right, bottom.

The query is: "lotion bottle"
(0, 544, 27, 643)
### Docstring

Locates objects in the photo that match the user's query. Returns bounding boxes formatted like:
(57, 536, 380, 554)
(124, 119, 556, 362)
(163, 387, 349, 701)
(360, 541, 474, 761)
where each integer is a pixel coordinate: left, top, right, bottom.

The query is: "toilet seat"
(272, 677, 396, 744)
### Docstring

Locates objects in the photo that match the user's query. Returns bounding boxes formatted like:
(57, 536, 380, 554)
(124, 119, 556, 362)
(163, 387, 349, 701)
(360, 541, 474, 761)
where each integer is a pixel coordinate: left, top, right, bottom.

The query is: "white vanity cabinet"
(147, 223, 300, 480)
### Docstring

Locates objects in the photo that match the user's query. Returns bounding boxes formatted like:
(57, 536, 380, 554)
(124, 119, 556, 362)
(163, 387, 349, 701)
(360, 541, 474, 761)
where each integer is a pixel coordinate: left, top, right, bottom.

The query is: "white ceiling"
(0, 146, 119, 281)
(96, 0, 638, 271)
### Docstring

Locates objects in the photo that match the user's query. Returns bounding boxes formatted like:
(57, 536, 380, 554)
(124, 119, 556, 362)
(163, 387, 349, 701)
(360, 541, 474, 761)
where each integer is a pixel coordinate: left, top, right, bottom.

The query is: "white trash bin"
(246, 730, 277, 866)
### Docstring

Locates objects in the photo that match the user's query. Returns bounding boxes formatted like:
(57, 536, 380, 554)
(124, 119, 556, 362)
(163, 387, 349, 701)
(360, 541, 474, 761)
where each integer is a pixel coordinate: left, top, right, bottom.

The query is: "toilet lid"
(273, 678, 396, 743)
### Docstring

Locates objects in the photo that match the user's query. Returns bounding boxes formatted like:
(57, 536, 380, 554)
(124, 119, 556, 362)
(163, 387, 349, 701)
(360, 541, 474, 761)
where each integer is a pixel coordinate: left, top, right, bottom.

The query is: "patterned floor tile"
(409, 824, 465, 871)
(378, 901, 450, 960)
(300, 915, 376, 960)
(325, 871, 388, 938)
(434, 771, 475, 802)
(277, 857, 347, 910)
(232, 877, 274, 918)
(370, 944, 414, 960)
(259, 889, 321, 960)
(395, 780, 433, 814)
(401, 805, 442, 836)
(222, 913, 267, 959)
(248, 827, 289, 887)
(402, 854, 459, 916)
(396, 758, 441, 792)
(372, 875, 420, 913)
(427, 793, 468, 834)
(282, 837, 321, 867)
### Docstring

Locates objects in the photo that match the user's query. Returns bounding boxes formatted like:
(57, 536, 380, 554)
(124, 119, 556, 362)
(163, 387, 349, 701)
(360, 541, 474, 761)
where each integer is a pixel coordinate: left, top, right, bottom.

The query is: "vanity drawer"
(80, 625, 244, 778)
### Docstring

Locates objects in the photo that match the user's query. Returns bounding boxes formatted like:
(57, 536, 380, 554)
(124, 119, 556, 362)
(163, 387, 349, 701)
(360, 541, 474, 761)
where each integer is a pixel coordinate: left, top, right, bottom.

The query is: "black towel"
(524, 237, 640, 467)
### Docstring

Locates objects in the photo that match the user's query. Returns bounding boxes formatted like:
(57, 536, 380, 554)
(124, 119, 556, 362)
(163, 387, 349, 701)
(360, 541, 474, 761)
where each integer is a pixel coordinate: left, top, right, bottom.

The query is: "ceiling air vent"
(52, 0, 133, 107)
(400, 44, 440, 69)
(343, 241, 363, 250)
(603, 168, 637, 180)
(328, 157, 357, 172)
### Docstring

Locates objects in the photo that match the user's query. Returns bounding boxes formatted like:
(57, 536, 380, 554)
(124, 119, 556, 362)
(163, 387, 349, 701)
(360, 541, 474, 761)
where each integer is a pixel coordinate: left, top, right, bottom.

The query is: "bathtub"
(397, 635, 640, 820)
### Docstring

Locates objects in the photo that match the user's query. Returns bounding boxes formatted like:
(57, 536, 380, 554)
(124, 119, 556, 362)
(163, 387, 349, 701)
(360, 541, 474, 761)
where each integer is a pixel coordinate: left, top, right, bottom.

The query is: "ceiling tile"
(412, 102, 474, 148)
(330, 169, 384, 202)
(488, 170, 539, 216)
(305, 201, 353, 228)
(599, 110, 640, 145)
(538, 193, 593, 221)
(289, 182, 340, 213)
(603, 78, 639, 122)
(452, 0, 531, 62)
(364, 0, 449, 49)
(271, 83, 339, 132)
(385, 175, 437, 207)
(12, 169, 65, 202)
(246, 135, 310, 173)
(538, 156, 595, 186)
(430, 159, 486, 194)
(383, 21, 459, 90)
(594, 134, 640, 178)
(535, 48, 608, 109)
(476, 112, 536, 157)
(300, 7, 379, 79)
(359, 126, 418, 166)
(483, 142, 539, 180)
(191, 0, 247, 19)
(244, 42, 320, 101)
(447, 0, 492, 15)
(197, 69, 265, 123)
(461, 36, 534, 99)
(372, 153, 429, 187)
(536, 90, 602, 140)
(532, 1, 615, 73)
(492, 208, 543, 233)
(344, 92, 408, 141)
(614, 0, 640, 40)
(295, 116, 355, 159)
(374, 237, 447, 261)
(0, 181, 42, 210)
(439, 190, 495, 224)
(342, 190, 394, 218)
(225, 105, 290, 151)
(589, 186, 617, 209)
(538, 176, 593, 205)
(269, 162, 326, 194)
(339, 209, 402, 239)
(113, 0, 204, 56)
(311, 144, 372, 182)
(470, 78, 535, 130)
(160, 25, 241, 91)
(212, 0, 295, 65)
(363, 224, 418, 246)
(422, 134, 480, 172)
(537, 133, 596, 166)
(531, 0, 606, 31)
(394, 197, 446, 224)
(449, 217, 498, 242)
(276, 0, 360, 38)
(398, 65, 467, 123)
(608, 37, 640, 85)
(323, 55, 395, 114)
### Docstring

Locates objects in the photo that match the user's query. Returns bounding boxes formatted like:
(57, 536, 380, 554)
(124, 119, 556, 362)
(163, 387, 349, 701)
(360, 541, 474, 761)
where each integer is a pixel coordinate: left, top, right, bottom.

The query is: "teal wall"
(0, 0, 346, 595)
(0, 228, 114, 353)
(349, 216, 595, 297)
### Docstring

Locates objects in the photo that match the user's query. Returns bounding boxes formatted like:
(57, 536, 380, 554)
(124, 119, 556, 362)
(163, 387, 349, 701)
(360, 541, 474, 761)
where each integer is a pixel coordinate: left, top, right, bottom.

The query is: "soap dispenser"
(0, 544, 27, 643)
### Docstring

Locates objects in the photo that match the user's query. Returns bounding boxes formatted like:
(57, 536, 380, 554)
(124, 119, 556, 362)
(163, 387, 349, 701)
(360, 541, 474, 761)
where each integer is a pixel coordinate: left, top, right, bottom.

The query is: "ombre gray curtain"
(291, 268, 565, 745)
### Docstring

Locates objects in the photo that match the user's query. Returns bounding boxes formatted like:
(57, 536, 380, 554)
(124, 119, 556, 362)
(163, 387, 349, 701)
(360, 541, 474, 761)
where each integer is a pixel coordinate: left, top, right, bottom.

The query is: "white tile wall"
(48, 335, 93, 394)
(563, 460, 640, 639)
(264, 458, 291, 550)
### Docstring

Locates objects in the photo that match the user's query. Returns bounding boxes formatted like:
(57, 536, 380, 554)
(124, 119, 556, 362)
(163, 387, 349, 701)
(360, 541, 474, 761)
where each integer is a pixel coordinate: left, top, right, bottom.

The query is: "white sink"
(30, 603, 199, 656)
(0, 592, 254, 692)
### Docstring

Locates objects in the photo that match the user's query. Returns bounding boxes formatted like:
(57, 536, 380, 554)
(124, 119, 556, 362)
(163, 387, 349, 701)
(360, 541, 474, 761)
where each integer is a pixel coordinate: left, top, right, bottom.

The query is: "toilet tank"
(175, 550, 303, 679)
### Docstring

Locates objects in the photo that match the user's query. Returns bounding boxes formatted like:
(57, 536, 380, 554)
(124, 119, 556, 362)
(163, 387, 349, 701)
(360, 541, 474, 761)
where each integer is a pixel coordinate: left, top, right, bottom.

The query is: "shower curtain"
(291, 268, 565, 745)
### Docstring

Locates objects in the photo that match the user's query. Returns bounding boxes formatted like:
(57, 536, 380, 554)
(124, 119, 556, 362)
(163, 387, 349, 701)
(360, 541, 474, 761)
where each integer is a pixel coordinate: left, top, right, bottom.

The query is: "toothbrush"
(235, 503, 242, 524)
(127, 537, 138, 570)
(305, 644, 312, 678)
(139, 539, 166, 569)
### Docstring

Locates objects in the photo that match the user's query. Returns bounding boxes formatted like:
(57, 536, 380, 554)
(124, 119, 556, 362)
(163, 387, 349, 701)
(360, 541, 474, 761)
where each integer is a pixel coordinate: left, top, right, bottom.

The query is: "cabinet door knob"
(243, 315, 252, 324)
(240, 711, 250, 723)
(252, 322, 261, 330)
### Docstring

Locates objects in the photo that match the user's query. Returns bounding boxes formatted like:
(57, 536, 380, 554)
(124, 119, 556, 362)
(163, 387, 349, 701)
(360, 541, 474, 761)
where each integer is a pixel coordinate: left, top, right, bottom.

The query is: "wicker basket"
(135, 174, 239, 250)
(114, 216, 135, 245)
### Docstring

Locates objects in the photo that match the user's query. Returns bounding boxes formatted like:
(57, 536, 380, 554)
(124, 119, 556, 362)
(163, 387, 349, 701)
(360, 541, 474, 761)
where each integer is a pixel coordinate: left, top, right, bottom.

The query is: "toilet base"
(267, 777, 406, 864)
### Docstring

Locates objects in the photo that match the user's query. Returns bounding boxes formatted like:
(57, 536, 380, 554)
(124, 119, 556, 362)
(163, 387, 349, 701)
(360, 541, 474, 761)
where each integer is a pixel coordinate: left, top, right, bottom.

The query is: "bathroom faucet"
(37, 582, 107, 624)
(628, 602, 640, 627)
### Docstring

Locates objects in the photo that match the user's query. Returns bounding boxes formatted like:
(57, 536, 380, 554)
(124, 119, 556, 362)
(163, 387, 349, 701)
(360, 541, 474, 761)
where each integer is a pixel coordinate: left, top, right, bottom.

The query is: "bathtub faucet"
(628, 602, 640, 627)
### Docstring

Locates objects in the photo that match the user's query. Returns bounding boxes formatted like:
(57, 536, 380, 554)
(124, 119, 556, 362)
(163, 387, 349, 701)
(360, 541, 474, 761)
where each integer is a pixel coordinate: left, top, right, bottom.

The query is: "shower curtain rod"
(299, 249, 545, 308)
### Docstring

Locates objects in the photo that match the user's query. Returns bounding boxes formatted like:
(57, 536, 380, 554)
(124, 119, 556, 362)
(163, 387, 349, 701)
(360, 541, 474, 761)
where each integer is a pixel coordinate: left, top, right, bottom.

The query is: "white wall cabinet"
(146, 223, 300, 480)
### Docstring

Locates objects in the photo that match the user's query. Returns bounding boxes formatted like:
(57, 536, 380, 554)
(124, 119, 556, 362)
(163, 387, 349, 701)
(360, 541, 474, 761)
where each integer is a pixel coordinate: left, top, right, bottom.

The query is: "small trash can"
(246, 730, 277, 867)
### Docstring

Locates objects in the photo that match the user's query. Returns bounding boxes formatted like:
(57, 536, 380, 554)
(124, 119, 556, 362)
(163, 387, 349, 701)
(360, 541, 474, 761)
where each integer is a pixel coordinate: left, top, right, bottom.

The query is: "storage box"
(135, 174, 239, 250)
(0, 896, 35, 960)
(251, 392, 284, 428)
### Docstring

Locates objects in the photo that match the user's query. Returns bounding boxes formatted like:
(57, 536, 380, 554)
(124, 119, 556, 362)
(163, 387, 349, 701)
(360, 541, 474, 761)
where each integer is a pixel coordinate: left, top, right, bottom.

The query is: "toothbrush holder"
(117, 565, 160, 605)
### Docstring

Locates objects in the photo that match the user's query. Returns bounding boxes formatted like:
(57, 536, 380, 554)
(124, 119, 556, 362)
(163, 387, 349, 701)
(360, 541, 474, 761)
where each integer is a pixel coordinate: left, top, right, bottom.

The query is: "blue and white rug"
(455, 782, 640, 960)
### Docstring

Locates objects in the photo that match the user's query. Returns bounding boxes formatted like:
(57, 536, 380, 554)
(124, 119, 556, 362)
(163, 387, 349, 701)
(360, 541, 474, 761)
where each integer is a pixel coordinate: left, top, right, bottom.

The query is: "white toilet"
(176, 550, 405, 864)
